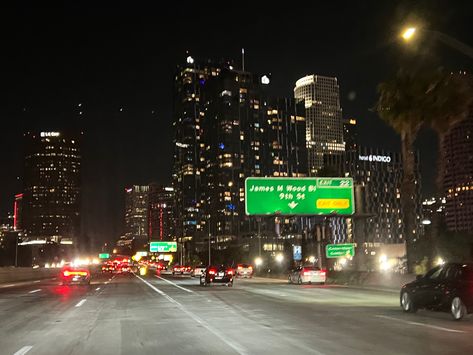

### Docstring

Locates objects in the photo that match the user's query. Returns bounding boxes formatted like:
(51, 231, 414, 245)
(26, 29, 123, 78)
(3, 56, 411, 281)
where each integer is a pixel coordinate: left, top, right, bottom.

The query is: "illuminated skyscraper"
(294, 75, 345, 174)
(124, 185, 149, 239)
(172, 55, 223, 243)
(148, 183, 176, 241)
(22, 131, 81, 244)
(201, 68, 307, 243)
(444, 116, 473, 233)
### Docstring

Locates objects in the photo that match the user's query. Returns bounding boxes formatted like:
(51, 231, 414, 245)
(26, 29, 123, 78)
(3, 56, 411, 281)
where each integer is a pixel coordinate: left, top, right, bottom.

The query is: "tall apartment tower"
(294, 75, 345, 175)
(124, 185, 149, 239)
(201, 67, 308, 243)
(22, 131, 81, 244)
(148, 183, 176, 242)
(444, 116, 473, 233)
(172, 55, 223, 243)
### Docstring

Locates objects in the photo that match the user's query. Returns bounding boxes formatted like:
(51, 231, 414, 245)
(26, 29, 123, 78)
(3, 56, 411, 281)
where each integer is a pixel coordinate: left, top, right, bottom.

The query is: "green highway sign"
(98, 253, 110, 259)
(150, 241, 177, 253)
(326, 243, 355, 258)
(245, 177, 355, 216)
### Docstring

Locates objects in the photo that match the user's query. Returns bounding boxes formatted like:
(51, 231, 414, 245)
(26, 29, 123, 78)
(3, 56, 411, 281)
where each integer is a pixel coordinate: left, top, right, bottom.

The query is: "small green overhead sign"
(326, 244, 355, 258)
(150, 241, 177, 253)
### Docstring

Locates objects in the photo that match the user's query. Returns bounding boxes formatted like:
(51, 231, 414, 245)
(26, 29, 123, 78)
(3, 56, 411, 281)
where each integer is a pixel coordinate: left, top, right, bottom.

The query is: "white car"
(192, 265, 206, 277)
(236, 264, 254, 278)
(288, 266, 326, 285)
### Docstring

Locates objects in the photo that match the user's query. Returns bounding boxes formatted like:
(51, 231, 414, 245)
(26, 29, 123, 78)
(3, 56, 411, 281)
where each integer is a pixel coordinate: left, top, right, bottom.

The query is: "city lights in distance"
(186, 56, 194, 64)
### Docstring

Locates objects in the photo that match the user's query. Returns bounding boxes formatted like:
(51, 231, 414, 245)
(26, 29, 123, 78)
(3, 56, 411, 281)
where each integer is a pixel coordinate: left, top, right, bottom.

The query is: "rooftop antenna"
(242, 48, 245, 71)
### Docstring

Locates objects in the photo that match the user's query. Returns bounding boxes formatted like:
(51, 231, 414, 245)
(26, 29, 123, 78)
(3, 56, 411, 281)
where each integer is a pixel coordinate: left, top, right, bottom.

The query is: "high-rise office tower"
(172, 55, 223, 243)
(22, 131, 81, 244)
(148, 183, 176, 241)
(444, 115, 473, 233)
(124, 185, 149, 239)
(294, 75, 345, 175)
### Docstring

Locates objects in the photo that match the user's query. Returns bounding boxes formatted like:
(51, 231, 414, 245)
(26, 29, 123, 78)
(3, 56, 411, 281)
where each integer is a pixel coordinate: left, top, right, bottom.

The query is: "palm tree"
(375, 67, 444, 272)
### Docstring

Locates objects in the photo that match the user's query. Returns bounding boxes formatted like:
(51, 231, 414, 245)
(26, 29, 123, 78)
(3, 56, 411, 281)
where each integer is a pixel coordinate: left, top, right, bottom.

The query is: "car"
(61, 265, 91, 285)
(400, 262, 473, 320)
(236, 263, 253, 278)
(101, 262, 115, 273)
(200, 265, 234, 287)
(182, 265, 192, 275)
(192, 264, 206, 277)
(172, 265, 184, 275)
(288, 266, 326, 285)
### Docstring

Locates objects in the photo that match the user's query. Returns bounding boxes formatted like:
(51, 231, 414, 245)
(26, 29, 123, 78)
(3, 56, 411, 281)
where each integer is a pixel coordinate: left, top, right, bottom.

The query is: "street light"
(400, 26, 473, 59)
(401, 27, 416, 41)
(255, 257, 263, 267)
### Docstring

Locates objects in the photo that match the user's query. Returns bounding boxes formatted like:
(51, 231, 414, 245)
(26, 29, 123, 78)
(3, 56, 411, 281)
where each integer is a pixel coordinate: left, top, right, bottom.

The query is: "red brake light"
(209, 269, 216, 275)
(320, 269, 326, 275)
(248, 266, 253, 270)
(227, 270, 233, 275)
(238, 266, 242, 270)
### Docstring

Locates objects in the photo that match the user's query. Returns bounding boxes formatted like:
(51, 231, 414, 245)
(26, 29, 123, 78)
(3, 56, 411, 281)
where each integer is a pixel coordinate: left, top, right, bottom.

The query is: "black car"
(200, 265, 234, 287)
(400, 262, 473, 320)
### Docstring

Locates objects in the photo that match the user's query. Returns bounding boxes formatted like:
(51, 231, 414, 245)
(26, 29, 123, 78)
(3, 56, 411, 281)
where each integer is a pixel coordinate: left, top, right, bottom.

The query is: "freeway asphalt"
(0, 272, 472, 355)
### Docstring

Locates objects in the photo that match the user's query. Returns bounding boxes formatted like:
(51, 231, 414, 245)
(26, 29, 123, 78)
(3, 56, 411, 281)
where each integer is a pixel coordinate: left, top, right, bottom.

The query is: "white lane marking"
(13, 345, 33, 355)
(135, 274, 248, 355)
(75, 299, 87, 307)
(95, 287, 101, 291)
(375, 315, 466, 333)
(28, 289, 41, 294)
(155, 275, 194, 293)
(33, 280, 41, 283)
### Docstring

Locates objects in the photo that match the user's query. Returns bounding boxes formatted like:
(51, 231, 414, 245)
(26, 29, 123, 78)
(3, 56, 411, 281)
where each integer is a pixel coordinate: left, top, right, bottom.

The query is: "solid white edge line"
(33, 280, 41, 283)
(75, 299, 87, 307)
(135, 274, 248, 355)
(375, 315, 466, 333)
(155, 275, 194, 293)
(28, 289, 41, 294)
(13, 345, 33, 355)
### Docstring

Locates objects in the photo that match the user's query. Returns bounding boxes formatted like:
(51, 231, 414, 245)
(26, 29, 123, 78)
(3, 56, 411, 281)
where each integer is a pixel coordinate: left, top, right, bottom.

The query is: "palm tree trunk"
(400, 130, 418, 273)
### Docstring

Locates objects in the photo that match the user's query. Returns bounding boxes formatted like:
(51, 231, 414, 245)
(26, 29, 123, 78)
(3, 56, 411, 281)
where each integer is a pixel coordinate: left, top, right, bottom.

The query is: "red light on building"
(14, 193, 23, 231)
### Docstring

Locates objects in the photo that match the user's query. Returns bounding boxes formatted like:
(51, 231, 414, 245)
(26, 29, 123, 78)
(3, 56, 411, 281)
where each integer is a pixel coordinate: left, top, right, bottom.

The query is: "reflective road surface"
(1, 273, 472, 355)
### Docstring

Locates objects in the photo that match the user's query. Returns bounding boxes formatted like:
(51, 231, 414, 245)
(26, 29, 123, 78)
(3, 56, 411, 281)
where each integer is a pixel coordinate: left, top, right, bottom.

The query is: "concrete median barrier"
(0, 267, 58, 284)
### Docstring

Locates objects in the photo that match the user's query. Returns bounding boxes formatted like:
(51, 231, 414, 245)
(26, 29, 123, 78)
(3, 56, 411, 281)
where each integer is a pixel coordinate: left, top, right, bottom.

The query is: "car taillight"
(209, 269, 216, 275)
(227, 270, 233, 275)
(248, 266, 253, 270)
(320, 270, 326, 276)
(238, 266, 242, 270)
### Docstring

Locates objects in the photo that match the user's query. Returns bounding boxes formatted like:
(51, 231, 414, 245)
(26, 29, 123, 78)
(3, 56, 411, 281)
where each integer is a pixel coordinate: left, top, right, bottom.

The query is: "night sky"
(2, 1, 472, 246)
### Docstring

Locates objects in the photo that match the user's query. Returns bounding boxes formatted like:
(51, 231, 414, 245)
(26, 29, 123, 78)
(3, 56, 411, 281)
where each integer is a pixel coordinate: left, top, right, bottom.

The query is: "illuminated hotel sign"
(358, 155, 391, 163)
(40, 132, 60, 137)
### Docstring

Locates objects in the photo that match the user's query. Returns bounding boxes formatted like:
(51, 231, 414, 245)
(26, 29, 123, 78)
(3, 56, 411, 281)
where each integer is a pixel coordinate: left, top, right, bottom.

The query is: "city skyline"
(2, 1, 472, 244)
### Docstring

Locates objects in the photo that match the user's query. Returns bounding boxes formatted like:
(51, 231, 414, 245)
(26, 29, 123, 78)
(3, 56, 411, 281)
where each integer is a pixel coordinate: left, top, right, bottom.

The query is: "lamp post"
(401, 26, 473, 59)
